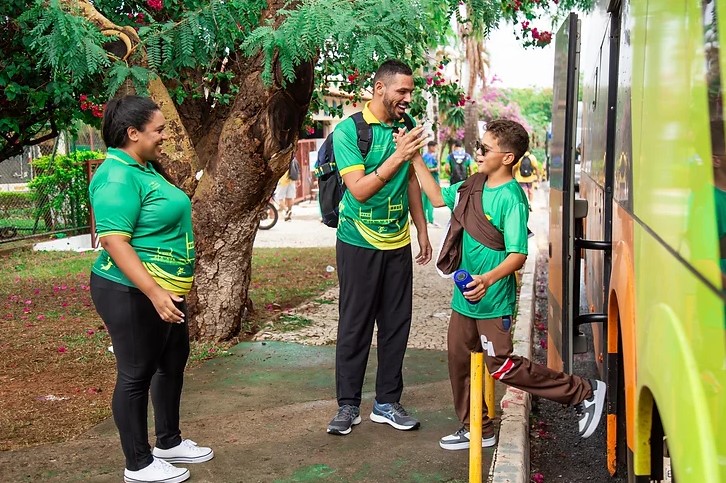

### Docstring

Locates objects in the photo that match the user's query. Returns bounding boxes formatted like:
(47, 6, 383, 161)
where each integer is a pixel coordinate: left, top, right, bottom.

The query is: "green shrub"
(28, 150, 104, 230)
(0, 191, 34, 211)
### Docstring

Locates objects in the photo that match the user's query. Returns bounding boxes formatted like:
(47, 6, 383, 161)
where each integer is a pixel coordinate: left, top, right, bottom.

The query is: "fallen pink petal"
(57, 346, 67, 353)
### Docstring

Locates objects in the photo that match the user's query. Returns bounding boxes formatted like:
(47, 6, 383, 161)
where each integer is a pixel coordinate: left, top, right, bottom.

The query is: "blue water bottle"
(453, 269, 477, 304)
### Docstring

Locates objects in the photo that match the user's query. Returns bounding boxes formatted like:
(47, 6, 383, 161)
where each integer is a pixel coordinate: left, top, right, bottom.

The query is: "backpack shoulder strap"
(351, 112, 373, 159)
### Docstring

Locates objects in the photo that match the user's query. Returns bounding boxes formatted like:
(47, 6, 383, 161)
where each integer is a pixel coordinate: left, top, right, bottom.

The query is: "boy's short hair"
(427, 141, 438, 147)
(453, 140, 463, 147)
(486, 119, 529, 161)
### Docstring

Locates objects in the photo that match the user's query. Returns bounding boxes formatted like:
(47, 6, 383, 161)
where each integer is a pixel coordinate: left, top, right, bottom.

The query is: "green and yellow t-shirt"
(333, 103, 414, 250)
(442, 178, 529, 318)
(89, 148, 195, 295)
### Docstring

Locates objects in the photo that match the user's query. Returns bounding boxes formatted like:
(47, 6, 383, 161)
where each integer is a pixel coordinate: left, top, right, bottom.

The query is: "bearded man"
(326, 60, 433, 436)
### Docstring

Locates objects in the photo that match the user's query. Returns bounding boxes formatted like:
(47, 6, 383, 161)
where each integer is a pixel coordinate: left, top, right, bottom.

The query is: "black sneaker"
(369, 400, 420, 430)
(576, 379, 606, 438)
(327, 405, 361, 435)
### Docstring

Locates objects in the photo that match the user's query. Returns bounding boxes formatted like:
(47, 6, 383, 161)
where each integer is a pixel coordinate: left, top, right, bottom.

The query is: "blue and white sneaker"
(369, 400, 420, 431)
(576, 379, 606, 438)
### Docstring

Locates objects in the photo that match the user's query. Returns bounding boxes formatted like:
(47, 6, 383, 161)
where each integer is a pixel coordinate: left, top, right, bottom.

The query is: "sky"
(486, 22, 556, 89)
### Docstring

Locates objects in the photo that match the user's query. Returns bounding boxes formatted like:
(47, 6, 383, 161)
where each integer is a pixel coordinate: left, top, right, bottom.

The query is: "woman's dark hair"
(102, 95, 174, 182)
(102, 95, 160, 148)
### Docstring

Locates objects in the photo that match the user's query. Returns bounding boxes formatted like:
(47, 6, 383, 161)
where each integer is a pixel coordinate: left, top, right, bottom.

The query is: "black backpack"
(314, 112, 413, 228)
(288, 157, 301, 181)
(519, 154, 534, 177)
(449, 154, 469, 185)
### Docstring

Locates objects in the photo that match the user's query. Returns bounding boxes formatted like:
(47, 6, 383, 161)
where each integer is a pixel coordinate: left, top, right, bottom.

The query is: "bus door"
(548, 13, 582, 373)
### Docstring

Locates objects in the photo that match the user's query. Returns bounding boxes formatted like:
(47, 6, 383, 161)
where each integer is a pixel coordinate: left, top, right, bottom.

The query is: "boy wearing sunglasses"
(409, 119, 605, 450)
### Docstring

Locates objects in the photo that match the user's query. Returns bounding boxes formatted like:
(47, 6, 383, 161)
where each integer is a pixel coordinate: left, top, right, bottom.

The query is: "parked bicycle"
(258, 201, 278, 230)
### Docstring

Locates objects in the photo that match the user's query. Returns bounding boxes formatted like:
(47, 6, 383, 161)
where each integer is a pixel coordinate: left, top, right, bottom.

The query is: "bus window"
(710, 123, 726, 288)
(703, 0, 726, 291)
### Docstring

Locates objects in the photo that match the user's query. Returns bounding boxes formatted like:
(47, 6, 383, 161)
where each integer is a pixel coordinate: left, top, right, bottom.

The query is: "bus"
(548, 2, 726, 481)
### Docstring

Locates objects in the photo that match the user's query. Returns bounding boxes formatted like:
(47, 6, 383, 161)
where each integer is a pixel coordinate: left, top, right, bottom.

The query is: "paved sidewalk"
(0, 189, 548, 482)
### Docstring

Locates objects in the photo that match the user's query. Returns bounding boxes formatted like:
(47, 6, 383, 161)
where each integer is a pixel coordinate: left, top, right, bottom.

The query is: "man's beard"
(383, 95, 404, 121)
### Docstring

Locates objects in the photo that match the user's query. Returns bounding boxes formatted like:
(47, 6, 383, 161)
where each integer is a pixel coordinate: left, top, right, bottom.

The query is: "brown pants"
(448, 311, 592, 435)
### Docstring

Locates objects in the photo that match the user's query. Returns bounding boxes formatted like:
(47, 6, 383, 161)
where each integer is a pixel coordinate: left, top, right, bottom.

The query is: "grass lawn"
(0, 246, 336, 450)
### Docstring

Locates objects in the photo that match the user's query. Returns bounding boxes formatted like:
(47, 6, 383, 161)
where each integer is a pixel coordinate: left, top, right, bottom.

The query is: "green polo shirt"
(89, 148, 195, 295)
(442, 178, 529, 318)
(333, 103, 414, 250)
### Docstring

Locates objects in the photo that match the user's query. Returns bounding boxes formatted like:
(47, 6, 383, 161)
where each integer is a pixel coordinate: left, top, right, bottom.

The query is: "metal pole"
(469, 351, 483, 483)
(484, 363, 495, 419)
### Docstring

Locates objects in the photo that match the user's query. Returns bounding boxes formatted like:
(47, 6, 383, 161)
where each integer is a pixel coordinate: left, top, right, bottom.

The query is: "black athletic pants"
(335, 239, 413, 407)
(90, 273, 189, 471)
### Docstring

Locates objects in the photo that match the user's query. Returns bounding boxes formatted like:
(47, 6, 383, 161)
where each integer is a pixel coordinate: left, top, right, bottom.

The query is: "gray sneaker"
(439, 426, 497, 450)
(327, 405, 361, 435)
(369, 400, 420, 430)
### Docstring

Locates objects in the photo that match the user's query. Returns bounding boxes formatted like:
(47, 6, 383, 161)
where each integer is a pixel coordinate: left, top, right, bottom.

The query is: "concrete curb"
(488, 237, 537, 483)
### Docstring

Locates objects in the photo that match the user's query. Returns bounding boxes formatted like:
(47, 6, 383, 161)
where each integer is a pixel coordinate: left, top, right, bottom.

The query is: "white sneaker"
(123, 457, 189, 483)
(153, 439, 214, 464)
(439, 426, 497, 450)
(576, 379, 606, 438)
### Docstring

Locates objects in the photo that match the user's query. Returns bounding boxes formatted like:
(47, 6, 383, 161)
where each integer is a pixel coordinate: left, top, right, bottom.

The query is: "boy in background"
(421, 141, 440, 226)
(409, 119, 605, 450)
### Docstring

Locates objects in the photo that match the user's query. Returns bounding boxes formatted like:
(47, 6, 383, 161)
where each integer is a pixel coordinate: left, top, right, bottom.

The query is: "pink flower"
(539, 339, 548, 349)
(532, 472, 545, 483)
(57, 346, 67, 353)
(24, 300, 32, 305)
(36, 315, 45, 320)
(86, 329, 95, 336)
(147, 0, 163, 11)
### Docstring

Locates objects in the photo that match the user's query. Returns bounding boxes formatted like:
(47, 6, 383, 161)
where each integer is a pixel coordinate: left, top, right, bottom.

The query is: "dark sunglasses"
(475, 140, 512, 157)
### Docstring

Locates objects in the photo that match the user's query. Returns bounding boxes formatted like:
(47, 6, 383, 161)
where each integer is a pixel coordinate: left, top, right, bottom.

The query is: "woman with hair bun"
(90, 95, 212, 483)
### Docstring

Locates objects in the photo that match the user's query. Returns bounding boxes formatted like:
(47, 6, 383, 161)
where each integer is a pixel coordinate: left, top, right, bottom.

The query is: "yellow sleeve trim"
(97, 231, 132, 238)
(339, 165, 365, 176)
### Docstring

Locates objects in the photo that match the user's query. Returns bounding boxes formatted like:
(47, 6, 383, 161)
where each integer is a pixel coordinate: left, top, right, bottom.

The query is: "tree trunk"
(188, 58, 315, 341)
(464, 102, 478, 156)
(74, 0, 315, 341)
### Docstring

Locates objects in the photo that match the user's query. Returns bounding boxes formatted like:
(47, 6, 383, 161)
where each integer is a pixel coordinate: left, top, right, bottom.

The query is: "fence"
(0, 132, 323, 244)
(0, 156, 101, 244)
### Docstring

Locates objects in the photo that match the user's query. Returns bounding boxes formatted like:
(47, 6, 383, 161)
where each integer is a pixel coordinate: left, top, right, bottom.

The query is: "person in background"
(446, 140, 473, 185)
(513, 150, 541, 208)
(90, 95, 213, 483)
(421, 140, 440, 226)
(275, 159, 300, 221)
